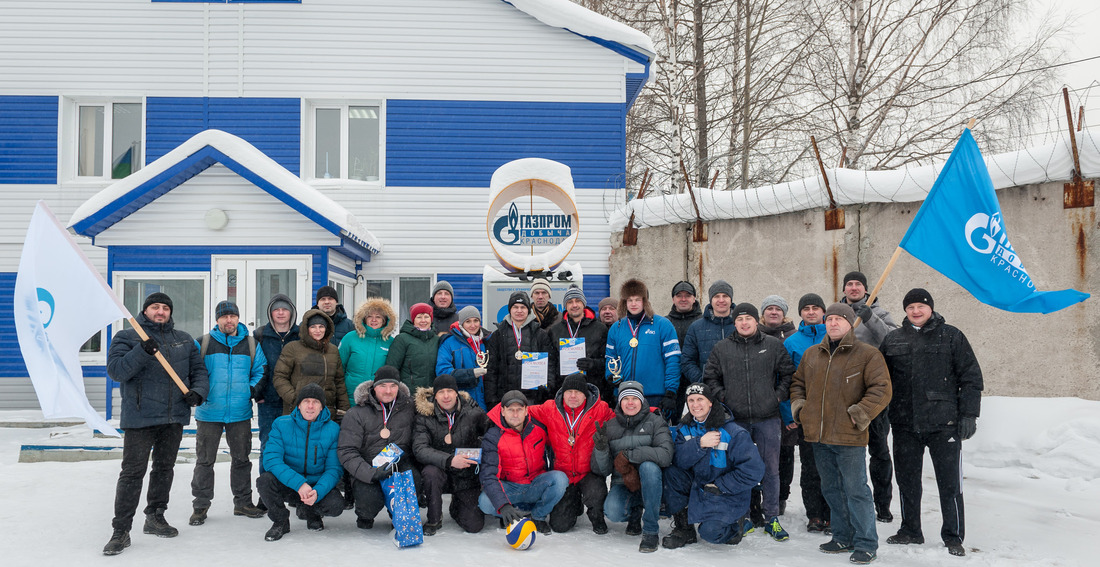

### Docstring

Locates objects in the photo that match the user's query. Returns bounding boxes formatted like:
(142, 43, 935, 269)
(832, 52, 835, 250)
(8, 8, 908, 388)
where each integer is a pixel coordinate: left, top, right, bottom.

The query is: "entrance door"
(212, 255, 311, 333)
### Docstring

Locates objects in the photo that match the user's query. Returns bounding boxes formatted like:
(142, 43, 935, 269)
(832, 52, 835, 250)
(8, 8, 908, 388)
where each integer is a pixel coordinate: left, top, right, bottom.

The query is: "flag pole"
(126, 317, 191, 395)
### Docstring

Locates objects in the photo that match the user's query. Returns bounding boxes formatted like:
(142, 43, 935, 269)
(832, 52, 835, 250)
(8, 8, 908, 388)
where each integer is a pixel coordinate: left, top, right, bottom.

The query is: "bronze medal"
(629, 338, 639, 348)
(568, 433, 576, 446)
(444, 433, 452, 445)
(515, 350, 524, 360)
(380, 427, 391, 439)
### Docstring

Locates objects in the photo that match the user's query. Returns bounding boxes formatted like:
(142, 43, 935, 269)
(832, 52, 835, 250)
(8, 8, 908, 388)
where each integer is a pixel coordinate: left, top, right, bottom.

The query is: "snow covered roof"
(503, 0, 656, 62)
(68, 129, 382, 256)
(610, 129, 1100, 231)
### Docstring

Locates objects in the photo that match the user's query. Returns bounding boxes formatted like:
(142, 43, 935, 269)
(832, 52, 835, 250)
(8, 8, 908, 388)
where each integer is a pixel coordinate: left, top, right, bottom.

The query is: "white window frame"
(303, 99, 386, 186)
(78, 330, 107, 365)
(62, 96, 146, 183)
(110, 271, 212, 343)
(361, 274, 434, 318)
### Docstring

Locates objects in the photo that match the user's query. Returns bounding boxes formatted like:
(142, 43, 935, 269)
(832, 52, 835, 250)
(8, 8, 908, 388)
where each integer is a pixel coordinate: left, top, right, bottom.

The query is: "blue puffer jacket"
(435, 322, 488, 409)
(681, 305, 737, 384)
(781, 322, 827, 425)
(107, 313, 209, 429)
(605, 314, 681, 398)
(263, 405, 342, 500)
(195, 323, 267, 423)
(672, 408, 764, 526)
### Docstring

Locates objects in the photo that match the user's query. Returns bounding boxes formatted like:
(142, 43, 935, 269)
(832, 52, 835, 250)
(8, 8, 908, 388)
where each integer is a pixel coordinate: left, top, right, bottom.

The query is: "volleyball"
(505, 518, 537, 550)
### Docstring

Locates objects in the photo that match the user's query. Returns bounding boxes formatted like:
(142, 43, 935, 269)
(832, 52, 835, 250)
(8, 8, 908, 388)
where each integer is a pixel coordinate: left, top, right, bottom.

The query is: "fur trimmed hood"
(414, 386, 475, 417)
(353, 297, 398, 339)
(353, 378, 411, 407)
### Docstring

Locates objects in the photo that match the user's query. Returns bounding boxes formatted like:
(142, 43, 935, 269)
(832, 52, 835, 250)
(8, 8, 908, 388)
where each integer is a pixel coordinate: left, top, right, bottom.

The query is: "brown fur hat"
(618, 278, 654, 318)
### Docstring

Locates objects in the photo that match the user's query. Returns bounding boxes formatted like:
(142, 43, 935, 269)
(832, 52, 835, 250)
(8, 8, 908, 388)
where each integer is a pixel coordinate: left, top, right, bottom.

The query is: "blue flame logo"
(493, 203, 521, 245)
(37, 288, 55, 328)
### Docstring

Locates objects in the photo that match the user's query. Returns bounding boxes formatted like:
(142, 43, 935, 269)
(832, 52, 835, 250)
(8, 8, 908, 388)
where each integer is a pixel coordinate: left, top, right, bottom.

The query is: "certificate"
(559, 337, 586, 375)
(520, 351, 549, 389)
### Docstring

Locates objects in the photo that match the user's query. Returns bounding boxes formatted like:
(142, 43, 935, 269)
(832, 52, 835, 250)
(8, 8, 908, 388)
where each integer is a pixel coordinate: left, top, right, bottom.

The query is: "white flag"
(14, 201, 128, 437)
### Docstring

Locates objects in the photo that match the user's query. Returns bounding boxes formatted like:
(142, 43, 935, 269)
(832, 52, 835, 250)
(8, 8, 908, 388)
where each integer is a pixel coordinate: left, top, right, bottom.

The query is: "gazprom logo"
(37, 288, 55, 328)
(492, 202, 573, 246)
(965, 212, 1034, 288)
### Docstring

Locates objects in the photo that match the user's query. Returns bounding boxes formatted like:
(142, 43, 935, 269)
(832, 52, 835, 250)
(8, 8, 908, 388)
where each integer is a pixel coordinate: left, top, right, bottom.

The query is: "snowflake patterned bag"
(381, 468, 423, 548)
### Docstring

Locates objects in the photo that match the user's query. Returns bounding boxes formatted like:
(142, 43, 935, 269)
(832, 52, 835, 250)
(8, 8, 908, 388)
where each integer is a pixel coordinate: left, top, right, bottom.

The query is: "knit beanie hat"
(431, 280, 454, 300)
(708, 280, 734, 300)
(843, 271, 868, 289)
(732, 302, 759, 320)
(458, 305, 481, 324)
(270, 298, 293, 315)
(295, 382, 326, 406)
(560, 373, 588, 395)
(685, 382, 718, 405)
(760, 295, 788, 315)
(530, 278, 552, 297)
(316, 285, 339, 302)
(563, 284, 586, 307)
(142, 292, 173, 314)
(215, 300, 239, 319)
(671, 281, 696, 297)
(373, 365, 401, 387)
(824, 303, 856, 326)
(410, 302, 433, 320)
(433, 374, 458, 393)
(508, 291, 531, 309)
(902, 288, 934, 311)
(798, 293, 826, 313)
(598, 297, 617, 312)
(617, 381, 645, 406)
(306, 313, 329, 328)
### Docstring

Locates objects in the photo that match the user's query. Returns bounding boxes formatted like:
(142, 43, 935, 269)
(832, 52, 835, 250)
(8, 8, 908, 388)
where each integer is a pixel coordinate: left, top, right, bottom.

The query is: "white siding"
(1, 0, 630, 103)
(0, 376, 109, 413)
(0, 184, 108, 272)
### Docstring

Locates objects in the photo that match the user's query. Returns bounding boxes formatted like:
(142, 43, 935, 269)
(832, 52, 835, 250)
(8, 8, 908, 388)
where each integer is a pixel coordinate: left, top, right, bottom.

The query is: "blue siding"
(582, 274, 611, 307)
(435, 272, 611, 320)
(0, 96, 58, 184)
(387, 100, 626, 188)
(146, 97, 301, 174)
(0, 273, 24, 376)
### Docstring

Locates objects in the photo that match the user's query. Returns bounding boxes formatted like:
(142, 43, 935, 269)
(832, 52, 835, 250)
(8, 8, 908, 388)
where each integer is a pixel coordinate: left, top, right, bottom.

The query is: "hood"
(560, 306, 598, 325)
(797, 321, 827, 338)
(299, 308, 334, 349)
(266, 293, 298, 327)
(353, 297, 398, 339)
(554, 381, 602, 411)
(668, 301, 702, 320)
(353, 379, 411, 407)
(414, 386, 474, 417)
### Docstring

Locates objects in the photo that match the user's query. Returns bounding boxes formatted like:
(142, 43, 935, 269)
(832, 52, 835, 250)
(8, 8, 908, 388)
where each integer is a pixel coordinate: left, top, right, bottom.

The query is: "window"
(76, 101, 143, 179)
(307, 102, 383, 182)
(115, 274, 209, 340)
(364, 276, 430, 320)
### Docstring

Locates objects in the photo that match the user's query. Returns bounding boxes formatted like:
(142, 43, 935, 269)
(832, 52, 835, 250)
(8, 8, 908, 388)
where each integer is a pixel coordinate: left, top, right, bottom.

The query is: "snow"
(67, 129, 383, 255)
(610, 129, 1100, 231)
(1, 396, 1097, 565)
(503, 0, 656, 62)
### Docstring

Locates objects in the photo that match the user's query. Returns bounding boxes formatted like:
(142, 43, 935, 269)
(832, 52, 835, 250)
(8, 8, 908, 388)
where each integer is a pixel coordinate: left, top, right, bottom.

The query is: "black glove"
(958, 416, 977, 440)
(250, 384, 263, 402)
(575, 357, 594, 372)
(499, 504, 528, 525)
(593, 422, 609, 452)
(856, 304, 874, 324)
(372, 462, 394, 482)
(183, 391, 204, 407)
(703, 483, 723, 495)
(141, 338, 159, 355)
(659, 391, 678, 419)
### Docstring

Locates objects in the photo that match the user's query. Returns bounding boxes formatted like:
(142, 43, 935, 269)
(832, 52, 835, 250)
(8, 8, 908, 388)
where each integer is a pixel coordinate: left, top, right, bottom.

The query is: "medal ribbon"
(446, 411, 456, 433)
(566, 317, 580, 339)
(627, 318, 641, 345)
(565, 406, 583, 438)
(381, 401, 392, 429)
(512, 322, 523, 353)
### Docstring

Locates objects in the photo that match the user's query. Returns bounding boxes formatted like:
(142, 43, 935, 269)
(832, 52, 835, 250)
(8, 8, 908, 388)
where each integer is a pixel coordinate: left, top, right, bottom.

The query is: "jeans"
(549, 472, 608, 533)
(604, 461, 662, 535)
(256, 472, 344, 524)
(737, 417, 781, 518)
(815, 443, 878, 553)
(112, 423, 184, 531)
(191, 419, 254, 508)
(478, 471, 569, 522)
(892, 428, 965, 545)
(256, 401, 282, 475)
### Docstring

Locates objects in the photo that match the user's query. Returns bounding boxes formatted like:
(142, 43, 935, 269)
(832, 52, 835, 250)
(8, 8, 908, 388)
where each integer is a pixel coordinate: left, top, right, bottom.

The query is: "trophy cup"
(476, 349, 489, 370)
(607, 356, 623, 384)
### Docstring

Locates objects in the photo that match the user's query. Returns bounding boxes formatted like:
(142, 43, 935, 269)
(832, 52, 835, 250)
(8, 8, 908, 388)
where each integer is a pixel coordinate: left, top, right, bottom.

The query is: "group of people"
(102, 272, 983, 565)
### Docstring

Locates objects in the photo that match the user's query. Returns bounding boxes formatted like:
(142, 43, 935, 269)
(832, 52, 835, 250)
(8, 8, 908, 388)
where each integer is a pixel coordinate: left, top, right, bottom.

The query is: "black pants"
(868, 411, 894, 510)
(420, 465, 485, 532)
(112, 423, 184, 531)
(256, 472, 344, 524)
(778, 426, 830, 521)
(549, 472, 608, 533)
(191, 419, 254, 508)
(892, 428, 965, 545)
(352, 468, 422, 523)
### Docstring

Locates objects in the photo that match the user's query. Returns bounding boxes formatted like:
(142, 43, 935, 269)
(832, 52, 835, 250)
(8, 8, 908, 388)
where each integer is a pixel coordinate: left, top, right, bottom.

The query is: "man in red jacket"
(528, 373, 615, 534)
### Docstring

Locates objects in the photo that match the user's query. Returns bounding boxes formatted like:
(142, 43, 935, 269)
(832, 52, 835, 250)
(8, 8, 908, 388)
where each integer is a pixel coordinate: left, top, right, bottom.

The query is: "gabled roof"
(503, 0, 656, 64)
(68, 130, 382, 258)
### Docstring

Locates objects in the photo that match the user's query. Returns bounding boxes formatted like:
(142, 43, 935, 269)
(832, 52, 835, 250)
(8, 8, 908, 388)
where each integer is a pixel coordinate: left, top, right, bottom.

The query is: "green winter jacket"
(384, 320, 440, 390)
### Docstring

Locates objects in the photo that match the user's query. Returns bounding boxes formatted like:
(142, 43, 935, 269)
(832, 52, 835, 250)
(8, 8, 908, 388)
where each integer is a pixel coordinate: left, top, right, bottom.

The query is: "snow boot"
(532, 519, 552, 535)
(850, 550, 877, 564)
(875, 504, 893, 523)
(661, 510, 697, 549)
(947, 542, 966, 556)
(188, 507, 208, 526)
(102, 530, 130, 555)
(639, 533, 659, 553)
(422, 521, 442, 536)
(807, 517, 828, 533)
(625, 506, 642, 536)
(265, 519, 290, 541)
(143, 512, 178, 538)
(235, 502, 266, 518)
(588, 507, 608, 535)
(886, 532, 924, 545)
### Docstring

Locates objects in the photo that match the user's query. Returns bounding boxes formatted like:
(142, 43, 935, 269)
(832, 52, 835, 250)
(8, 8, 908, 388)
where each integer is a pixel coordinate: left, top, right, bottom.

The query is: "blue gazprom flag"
(899, 129, 1089, 314)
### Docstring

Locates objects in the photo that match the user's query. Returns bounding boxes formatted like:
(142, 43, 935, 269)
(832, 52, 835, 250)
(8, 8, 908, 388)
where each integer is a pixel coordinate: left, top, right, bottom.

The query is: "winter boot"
(849, 550, 877, 564)
(306, 517, 324, 531)
(588, 507, 608, 535)
(356, 517, 374, 530)
(532, 519, 552, 535)
(661, 510, 697, 549)
(875, 504, 893, 523)
(234, 502, 266, 518)
(807, 518, 828, 533)
(639, 533, 659, 553)
(102, 530, 130, 555)
(188, 507, 208, 526)
(143, 512, 178, 538)
(886, 532, 924, 545)
(422, 521, 442, 536)
(750, 488, 765, 527)
(625, 506, 643, 536)
(264, 519, 290, 541)
(947, 542, 966, 556)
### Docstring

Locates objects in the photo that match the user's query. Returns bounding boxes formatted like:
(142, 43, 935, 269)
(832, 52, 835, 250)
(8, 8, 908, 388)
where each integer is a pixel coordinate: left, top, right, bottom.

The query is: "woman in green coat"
(384, 302, 440, 390)
(339, 297, 398, 395)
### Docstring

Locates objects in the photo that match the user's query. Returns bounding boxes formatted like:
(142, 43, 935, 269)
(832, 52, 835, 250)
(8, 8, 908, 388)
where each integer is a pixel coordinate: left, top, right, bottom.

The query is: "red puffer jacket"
(479, 404, 552, 512)
(528, 383, 614, 483)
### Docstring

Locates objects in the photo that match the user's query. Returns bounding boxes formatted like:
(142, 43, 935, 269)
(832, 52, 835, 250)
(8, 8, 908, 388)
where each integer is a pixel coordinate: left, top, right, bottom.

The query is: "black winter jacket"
(547, 308, 610, 399)
(252, 293, 300, 405)
(412, 387, 491, 492)
(484, 317, 555, 408)
(338, 380, 415, 483)
(667, 302, 702, 345)
(703, 331, 794, 422)
(880, 313, 983, 433)
(590, 406, 673, 487)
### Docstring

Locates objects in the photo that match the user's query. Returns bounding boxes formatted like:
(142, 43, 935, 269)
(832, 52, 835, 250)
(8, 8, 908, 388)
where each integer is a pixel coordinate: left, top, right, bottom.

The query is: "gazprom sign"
(492, 202, 574, 246)
(486, 158, 580, 273)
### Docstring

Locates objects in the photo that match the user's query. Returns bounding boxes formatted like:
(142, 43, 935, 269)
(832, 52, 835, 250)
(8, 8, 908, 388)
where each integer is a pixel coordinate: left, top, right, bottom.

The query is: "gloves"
(658, 391, 678, 419)
(702, 483, 723, 495)
(958, 416, 977, 440)
(251, 384, 263, 401)
(473, 368, 487, 378)
(856, 304, 874, 324)
(372, 462, 394, 482)
(593, 422, 609, 452)
(499, 504, 529, 525)
(575, 357, 594, 372)
(614, 452, 641, 492)
(183, 391, 204, 407)
(141, 338, 159, 355)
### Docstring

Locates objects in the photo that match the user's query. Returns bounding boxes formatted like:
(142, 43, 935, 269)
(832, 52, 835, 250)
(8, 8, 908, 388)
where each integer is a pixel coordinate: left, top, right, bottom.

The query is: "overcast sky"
(1037, 0, 1099, 136)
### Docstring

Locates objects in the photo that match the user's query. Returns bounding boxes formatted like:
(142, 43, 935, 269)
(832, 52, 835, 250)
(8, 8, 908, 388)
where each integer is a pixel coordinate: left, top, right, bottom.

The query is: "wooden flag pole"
(127, 317, 190, 394)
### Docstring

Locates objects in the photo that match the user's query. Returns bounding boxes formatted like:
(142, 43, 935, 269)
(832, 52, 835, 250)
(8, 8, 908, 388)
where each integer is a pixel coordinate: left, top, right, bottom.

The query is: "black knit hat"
(684, 382, 718, 405)
(902, 288, 934, 311)
(508, 291, 531, 309)
(296, 382, 326, 406)
(732, 302, 759, 320)
(843, 271, 868, 289)
(142, 292, 173, 314)
(373, 365, 401, 387)
(798, 293, 826, 313)
(307, 313, 329, 328)
(316, 285, 339, 302)
(671, 280, 696, 297)
(433, 373, 458, 393)
(560, 373, 587, 395)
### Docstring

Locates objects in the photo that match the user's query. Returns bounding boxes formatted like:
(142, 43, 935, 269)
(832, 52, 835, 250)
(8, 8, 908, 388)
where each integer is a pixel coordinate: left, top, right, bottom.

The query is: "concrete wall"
(610, 180, 1098, 400)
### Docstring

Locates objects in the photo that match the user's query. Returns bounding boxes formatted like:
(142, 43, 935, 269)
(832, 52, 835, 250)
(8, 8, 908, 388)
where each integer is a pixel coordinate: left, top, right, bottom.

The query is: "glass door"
(212, 255, 311, 333)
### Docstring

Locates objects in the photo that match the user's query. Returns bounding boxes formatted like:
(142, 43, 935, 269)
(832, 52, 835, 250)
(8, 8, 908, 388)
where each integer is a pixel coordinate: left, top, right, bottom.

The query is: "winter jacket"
(263, 405, 342, 501)
(880, 313, 983, 433)
(590, 405, 673, 487)
(412, 387, 491, 492)
(666, 302, 702, 344)
(385, 320, 440, 390)
(479, 404, 553, 512)
(681, 305, 737, 384)
(671, 407, 765, 526)
(841, 295, 897, 348)
(532, 302, 560, 331)
(339, 298, 398, 395)
(547, 308, 609, 399)
(780, 321, 827, 424)
(273, 309, 349, 416)
(790, 331, 892, 447)
(431, 301, 460, 335)
(760, 320, 797, 340)
(527, 383, 614, 483)
(309, 303, 355, 346)
(108, 312, 209, 430)
(338, 380, 416, 482)
(194, 322, 267, 423)
(483, 317, 556, 409)
(605, 314, 682, 398)
(435, 322, 489, 408)
(252, 293, 300, 405)
(703, 331, 794, 422)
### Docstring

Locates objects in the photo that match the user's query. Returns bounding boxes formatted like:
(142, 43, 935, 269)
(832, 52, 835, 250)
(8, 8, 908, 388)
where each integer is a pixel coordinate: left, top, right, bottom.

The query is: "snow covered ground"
(0, 396, 1096, 565)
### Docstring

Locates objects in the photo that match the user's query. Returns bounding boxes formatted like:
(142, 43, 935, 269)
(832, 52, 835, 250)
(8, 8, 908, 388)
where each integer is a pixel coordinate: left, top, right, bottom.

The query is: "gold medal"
(629, 338, 639, 348)
(445, 433, 452, 445)
(515, 350, 524, 360)
(380, 427, 390, 439)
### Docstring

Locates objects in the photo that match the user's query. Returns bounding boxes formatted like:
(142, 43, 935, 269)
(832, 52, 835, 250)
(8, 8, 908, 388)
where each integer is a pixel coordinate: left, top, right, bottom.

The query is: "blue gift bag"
(382, 469, 423, 548)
